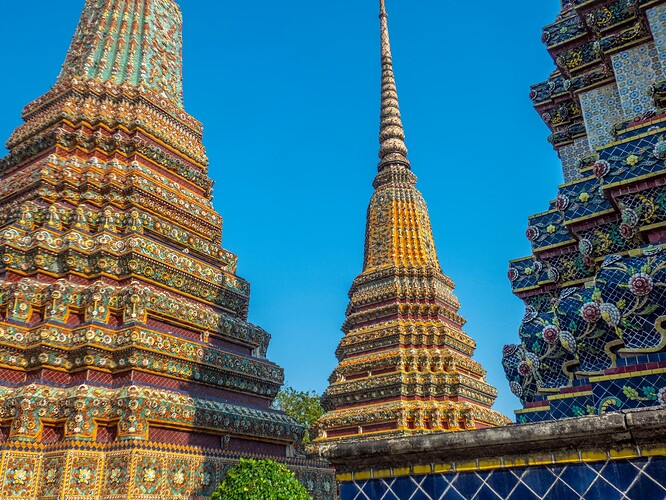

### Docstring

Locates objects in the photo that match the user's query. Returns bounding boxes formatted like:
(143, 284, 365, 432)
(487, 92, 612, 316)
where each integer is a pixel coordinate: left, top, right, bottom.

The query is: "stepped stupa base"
(0, 440, 335, 499)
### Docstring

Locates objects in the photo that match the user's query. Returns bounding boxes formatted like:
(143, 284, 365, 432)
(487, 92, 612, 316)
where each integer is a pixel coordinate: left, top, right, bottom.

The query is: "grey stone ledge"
(315, 406, 666, 471)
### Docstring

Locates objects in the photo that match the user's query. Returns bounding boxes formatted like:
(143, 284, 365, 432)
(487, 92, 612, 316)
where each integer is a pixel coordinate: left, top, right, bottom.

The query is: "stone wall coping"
(315, 407, 666, 469)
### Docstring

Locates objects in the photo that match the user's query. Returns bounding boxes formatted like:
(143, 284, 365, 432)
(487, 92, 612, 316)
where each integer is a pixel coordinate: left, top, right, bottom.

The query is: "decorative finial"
(378, 0, 410, 170)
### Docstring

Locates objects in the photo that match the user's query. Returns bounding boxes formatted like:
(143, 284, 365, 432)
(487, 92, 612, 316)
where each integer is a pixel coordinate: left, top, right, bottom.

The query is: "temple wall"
(339, 454, 665, 499)
(320, 407, 666, 500)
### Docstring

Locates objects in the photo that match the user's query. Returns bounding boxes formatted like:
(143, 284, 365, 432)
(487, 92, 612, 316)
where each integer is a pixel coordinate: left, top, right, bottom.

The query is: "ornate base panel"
(0, 442, 335, 500)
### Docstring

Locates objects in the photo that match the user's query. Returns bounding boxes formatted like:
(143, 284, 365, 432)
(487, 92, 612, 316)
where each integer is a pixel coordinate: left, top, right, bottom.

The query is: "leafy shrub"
(273, 386, 323, 444)
(211, 458, 312, 500)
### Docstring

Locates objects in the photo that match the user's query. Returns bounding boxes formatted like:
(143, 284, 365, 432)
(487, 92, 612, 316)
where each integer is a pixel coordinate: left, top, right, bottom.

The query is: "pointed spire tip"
(378, 0, 410, 170)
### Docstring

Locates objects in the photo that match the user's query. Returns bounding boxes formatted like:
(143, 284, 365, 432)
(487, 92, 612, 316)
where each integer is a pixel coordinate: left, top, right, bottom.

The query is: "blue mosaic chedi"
(504, 0, 666, 422)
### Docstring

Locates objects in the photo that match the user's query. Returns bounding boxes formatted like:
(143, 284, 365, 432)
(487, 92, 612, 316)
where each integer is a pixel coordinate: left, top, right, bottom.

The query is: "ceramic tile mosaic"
(647, 4, 666, 77)
(611, 42, 662, 118)
(549, 394, 595, 420)
(558, 137, 590, 182)
(579, 84, 623, 149)
(599, 132, 665, 183)
(507, 0, 666, 430)
(592, 371, 666, 413)
(340, 457, 666, 500)
(515, 410, 551, 424)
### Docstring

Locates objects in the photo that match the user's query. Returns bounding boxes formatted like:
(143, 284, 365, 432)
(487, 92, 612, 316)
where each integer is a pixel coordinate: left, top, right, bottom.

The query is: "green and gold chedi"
(0, 0, 333, 498)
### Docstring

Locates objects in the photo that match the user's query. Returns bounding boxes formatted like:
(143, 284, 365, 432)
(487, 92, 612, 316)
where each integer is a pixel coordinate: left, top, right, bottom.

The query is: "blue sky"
(0, 1, 563, 417)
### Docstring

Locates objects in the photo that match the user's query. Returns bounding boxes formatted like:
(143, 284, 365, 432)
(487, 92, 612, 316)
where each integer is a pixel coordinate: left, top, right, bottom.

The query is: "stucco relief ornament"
(593, 159, 610, 178)
(602, 254, 623, 269)
(109, 467, 123, 483)
(503, 344, 519, 357)
(654, 140, 666, 160)
(600, 303, 622, 327)
(523, 306, 539, 324)
(559, 331, 577, 353)
(523, 352, 540, 373)
(542, 324, 560, 344)
(579, 238, 594, 256)
(643, 245, 663, 256)
(581, 302, 602, 323)
(534, 261, 544, 274)
(628, 272, 654, 296)
(626, 154, 640, 167)
(621, 208, 639, 228)
(526, 226, 540, 242)
(547, 266, 560, 283)
(77, 468, 93, 485)
(45, 468, 58, 484)
(554, 193, 569, 211)
(518, 361, 532, 377)
(173, 471, 186, 485)
(658, 388, 666, 405)
(508, 268, 519, 282)
(546, 81, 556, 97)
(12, 469, 28, 485)
(143, 468, 157, 483)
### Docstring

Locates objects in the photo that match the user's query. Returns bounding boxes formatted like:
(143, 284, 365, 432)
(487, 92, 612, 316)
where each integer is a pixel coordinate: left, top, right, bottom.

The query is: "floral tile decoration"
(505, 0, 666, 426)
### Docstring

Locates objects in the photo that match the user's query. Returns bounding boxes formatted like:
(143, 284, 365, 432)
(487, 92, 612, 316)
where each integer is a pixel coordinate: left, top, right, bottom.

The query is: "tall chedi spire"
(0, 1, 333, 498)
(314, 0, 509, 444)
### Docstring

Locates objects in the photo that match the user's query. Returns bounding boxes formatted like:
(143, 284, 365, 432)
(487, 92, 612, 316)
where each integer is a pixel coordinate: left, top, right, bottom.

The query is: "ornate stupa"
(0, 1, 333, 498)
(503, 0, 666, 424)
(314, 0, 509, 444)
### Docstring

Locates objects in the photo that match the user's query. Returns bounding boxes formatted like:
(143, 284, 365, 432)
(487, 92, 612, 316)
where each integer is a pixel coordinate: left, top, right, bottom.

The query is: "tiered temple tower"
(314, 0, 509, 444)
(504, 0, 666, 423)
(0, 1, 333, 498)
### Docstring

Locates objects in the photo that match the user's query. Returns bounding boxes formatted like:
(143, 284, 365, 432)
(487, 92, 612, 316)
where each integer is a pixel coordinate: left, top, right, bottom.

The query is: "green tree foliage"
(273, 386, 324, 444)
(211, 458, 312, 500)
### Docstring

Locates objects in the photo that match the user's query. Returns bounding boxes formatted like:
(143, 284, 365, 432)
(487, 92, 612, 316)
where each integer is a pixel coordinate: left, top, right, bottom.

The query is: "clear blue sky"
(0, 1, 563, 417)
